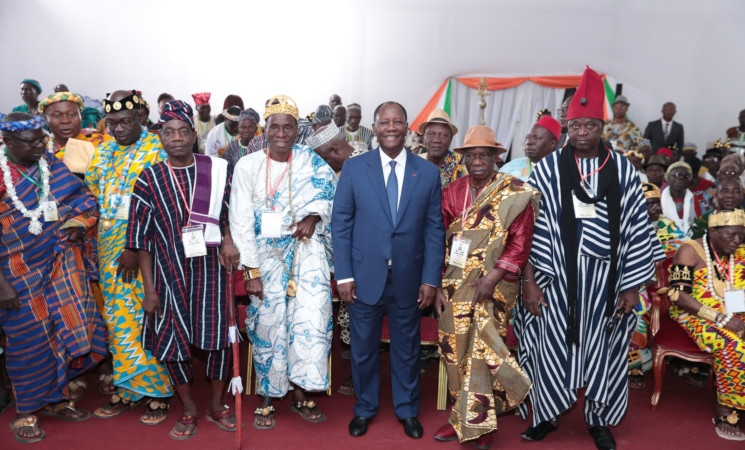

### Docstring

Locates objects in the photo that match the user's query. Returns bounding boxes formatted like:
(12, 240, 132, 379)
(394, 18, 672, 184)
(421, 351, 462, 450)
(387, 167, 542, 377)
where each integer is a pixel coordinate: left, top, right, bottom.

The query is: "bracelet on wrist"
(716, 312, 734, 328)
(244, 268, 261, 281)
(696, 305, 720, 323)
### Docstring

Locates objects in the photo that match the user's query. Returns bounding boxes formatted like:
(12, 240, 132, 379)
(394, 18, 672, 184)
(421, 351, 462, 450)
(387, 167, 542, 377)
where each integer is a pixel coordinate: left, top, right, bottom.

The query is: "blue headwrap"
(158, 100, 195, 129)
(0, 113, 47, 131)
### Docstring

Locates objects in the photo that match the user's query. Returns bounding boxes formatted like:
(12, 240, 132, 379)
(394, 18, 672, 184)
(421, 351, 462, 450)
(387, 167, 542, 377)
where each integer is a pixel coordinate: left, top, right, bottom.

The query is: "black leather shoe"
(349, 416, 372, 437)
(521, 420, 558, 441)
(399, 417, 423, 439)
(588, 426, 616, 450)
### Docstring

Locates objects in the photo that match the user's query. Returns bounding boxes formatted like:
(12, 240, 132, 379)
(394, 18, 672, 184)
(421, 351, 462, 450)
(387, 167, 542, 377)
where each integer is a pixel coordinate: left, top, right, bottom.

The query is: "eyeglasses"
(10, 134, 45, 147)
(105, 116, 137, 130)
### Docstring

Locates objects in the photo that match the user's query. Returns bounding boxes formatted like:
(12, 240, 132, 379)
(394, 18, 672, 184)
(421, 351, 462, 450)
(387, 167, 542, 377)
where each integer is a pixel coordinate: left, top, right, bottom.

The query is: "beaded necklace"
(238, 141, 248, 158)
(94, 127, 148, 230)
(46, 137, 62, 155)
(703, 231, 734, 302)
(345, 126, 361, 142)
(0, 147, 50, 235)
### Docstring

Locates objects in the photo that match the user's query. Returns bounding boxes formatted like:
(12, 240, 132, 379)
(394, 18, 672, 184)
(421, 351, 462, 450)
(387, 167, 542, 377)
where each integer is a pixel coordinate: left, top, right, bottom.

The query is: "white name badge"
(115, 195, 131, 220)
(724, 289, 745, 313)
(261, 211, 283, 238)
(449, 235, 471, 269)
(572, 194, 597, 219)
(43, 200, 59, 222)
(182, 224, 207, 258)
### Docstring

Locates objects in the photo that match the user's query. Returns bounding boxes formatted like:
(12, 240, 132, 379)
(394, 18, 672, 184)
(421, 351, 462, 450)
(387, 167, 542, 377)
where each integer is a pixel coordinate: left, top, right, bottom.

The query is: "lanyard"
(574, 150, 610, 184)
(10, 162, 42, 190)
(266, 149, 291, 210)
(167, 161, 197, 226)
(460, 176, 487, 230)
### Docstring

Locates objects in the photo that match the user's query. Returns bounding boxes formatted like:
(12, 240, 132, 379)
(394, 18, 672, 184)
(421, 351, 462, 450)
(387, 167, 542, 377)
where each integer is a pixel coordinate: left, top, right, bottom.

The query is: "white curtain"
(449, 79, 565, 160)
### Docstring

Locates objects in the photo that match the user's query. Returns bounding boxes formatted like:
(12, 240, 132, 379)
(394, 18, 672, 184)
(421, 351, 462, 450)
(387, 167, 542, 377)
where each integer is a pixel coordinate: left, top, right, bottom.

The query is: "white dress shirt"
(661, 118, 673, 137)
(379, 147, 407, 209)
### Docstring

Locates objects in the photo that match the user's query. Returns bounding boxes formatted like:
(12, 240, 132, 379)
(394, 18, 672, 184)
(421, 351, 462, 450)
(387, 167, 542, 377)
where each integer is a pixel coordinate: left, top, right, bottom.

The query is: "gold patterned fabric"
(438, 174, 540, 443)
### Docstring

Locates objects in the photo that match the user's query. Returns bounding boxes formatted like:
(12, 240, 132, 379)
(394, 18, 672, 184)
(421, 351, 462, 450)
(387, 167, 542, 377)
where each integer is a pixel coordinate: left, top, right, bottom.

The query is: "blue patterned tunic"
(230, 144, 336, 397)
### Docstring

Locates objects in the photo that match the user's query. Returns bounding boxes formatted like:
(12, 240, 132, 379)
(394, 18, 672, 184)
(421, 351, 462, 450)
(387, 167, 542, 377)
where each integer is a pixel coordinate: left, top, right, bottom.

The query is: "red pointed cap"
(567, 66, 604, 121)
(535, 115, 562, 141)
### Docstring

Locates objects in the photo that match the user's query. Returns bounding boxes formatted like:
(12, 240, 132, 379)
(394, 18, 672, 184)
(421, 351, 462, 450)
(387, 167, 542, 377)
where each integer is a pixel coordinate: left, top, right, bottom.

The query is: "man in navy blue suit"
(332, 101, 445, 439)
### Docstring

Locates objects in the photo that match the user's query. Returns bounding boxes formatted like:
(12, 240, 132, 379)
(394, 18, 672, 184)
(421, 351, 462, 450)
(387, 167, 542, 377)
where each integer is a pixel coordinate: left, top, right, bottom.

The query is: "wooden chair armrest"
(649, 288, 662, 338)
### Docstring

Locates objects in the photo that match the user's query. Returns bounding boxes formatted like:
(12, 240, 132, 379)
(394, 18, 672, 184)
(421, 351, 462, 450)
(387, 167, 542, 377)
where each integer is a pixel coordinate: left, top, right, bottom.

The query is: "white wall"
(1, 0, 744, 151)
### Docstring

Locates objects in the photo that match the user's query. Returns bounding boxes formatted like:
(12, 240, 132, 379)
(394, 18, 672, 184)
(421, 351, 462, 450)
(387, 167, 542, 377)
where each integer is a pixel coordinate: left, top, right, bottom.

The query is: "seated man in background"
(645, 154, 669, 189)
(666, 210, 745, 441)
(701, 146, 722, 183)
(627, 183, 668, 390)
(691, 178, 745, 239)
(660, 162, 712, 237)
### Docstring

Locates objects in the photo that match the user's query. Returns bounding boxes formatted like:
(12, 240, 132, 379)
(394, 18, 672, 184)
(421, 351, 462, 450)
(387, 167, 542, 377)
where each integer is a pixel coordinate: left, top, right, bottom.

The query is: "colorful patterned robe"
(84, 130, 173, 400)
(439, 174, 540, 443)
(419, 150, 468, 187)
(670, 241, 745, 409)
(0, 151, 107, 413)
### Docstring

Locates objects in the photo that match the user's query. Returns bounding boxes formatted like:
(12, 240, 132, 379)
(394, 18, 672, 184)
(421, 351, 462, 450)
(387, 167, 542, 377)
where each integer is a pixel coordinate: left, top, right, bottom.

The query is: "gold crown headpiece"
(708, 209, 745, 228)
(714, 138, 731, 150)
(642, 182, 660, 200)
(103, 90, 142, 114)
(264, 94, 299, 121)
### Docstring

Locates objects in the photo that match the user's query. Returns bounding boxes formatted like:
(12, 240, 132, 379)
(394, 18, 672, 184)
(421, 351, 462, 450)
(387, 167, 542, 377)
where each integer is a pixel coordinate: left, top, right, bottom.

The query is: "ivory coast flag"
(409, 78, 453, 133)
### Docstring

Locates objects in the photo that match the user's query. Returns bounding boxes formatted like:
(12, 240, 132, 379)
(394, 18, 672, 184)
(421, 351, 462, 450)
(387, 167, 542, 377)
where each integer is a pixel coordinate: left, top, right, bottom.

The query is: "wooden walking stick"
(226, 270, 243, 449)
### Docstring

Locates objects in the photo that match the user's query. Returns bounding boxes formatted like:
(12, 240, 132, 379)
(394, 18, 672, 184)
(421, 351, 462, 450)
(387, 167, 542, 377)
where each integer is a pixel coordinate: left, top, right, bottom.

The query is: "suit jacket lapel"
(366, 149, 394, 226)
(396, 150, 421, 226)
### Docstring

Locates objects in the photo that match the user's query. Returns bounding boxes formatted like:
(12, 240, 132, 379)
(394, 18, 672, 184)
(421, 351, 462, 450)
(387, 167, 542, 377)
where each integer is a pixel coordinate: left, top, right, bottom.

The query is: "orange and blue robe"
(0, 154, 107, 413)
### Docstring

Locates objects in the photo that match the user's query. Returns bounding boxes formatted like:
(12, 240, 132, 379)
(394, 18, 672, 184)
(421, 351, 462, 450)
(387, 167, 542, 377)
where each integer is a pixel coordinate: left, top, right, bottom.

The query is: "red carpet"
(2, 320, 742, 449)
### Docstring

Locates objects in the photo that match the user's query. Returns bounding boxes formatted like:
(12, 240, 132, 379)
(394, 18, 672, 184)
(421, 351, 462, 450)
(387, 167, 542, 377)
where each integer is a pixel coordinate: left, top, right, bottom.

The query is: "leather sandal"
(713, 411, 745, 441)
(11, 415, 46, 444)
(253, 405, 275, 430)
(169, 415, 198, 440)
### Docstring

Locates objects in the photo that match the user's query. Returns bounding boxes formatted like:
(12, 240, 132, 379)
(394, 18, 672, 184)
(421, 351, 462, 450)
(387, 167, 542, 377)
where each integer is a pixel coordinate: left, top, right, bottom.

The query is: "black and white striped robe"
(514, 149, 656, 427)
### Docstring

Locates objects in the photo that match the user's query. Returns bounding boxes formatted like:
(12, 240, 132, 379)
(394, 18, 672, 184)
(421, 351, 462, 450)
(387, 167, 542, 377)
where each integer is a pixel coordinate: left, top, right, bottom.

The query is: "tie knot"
(390, 161, 396, 169)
